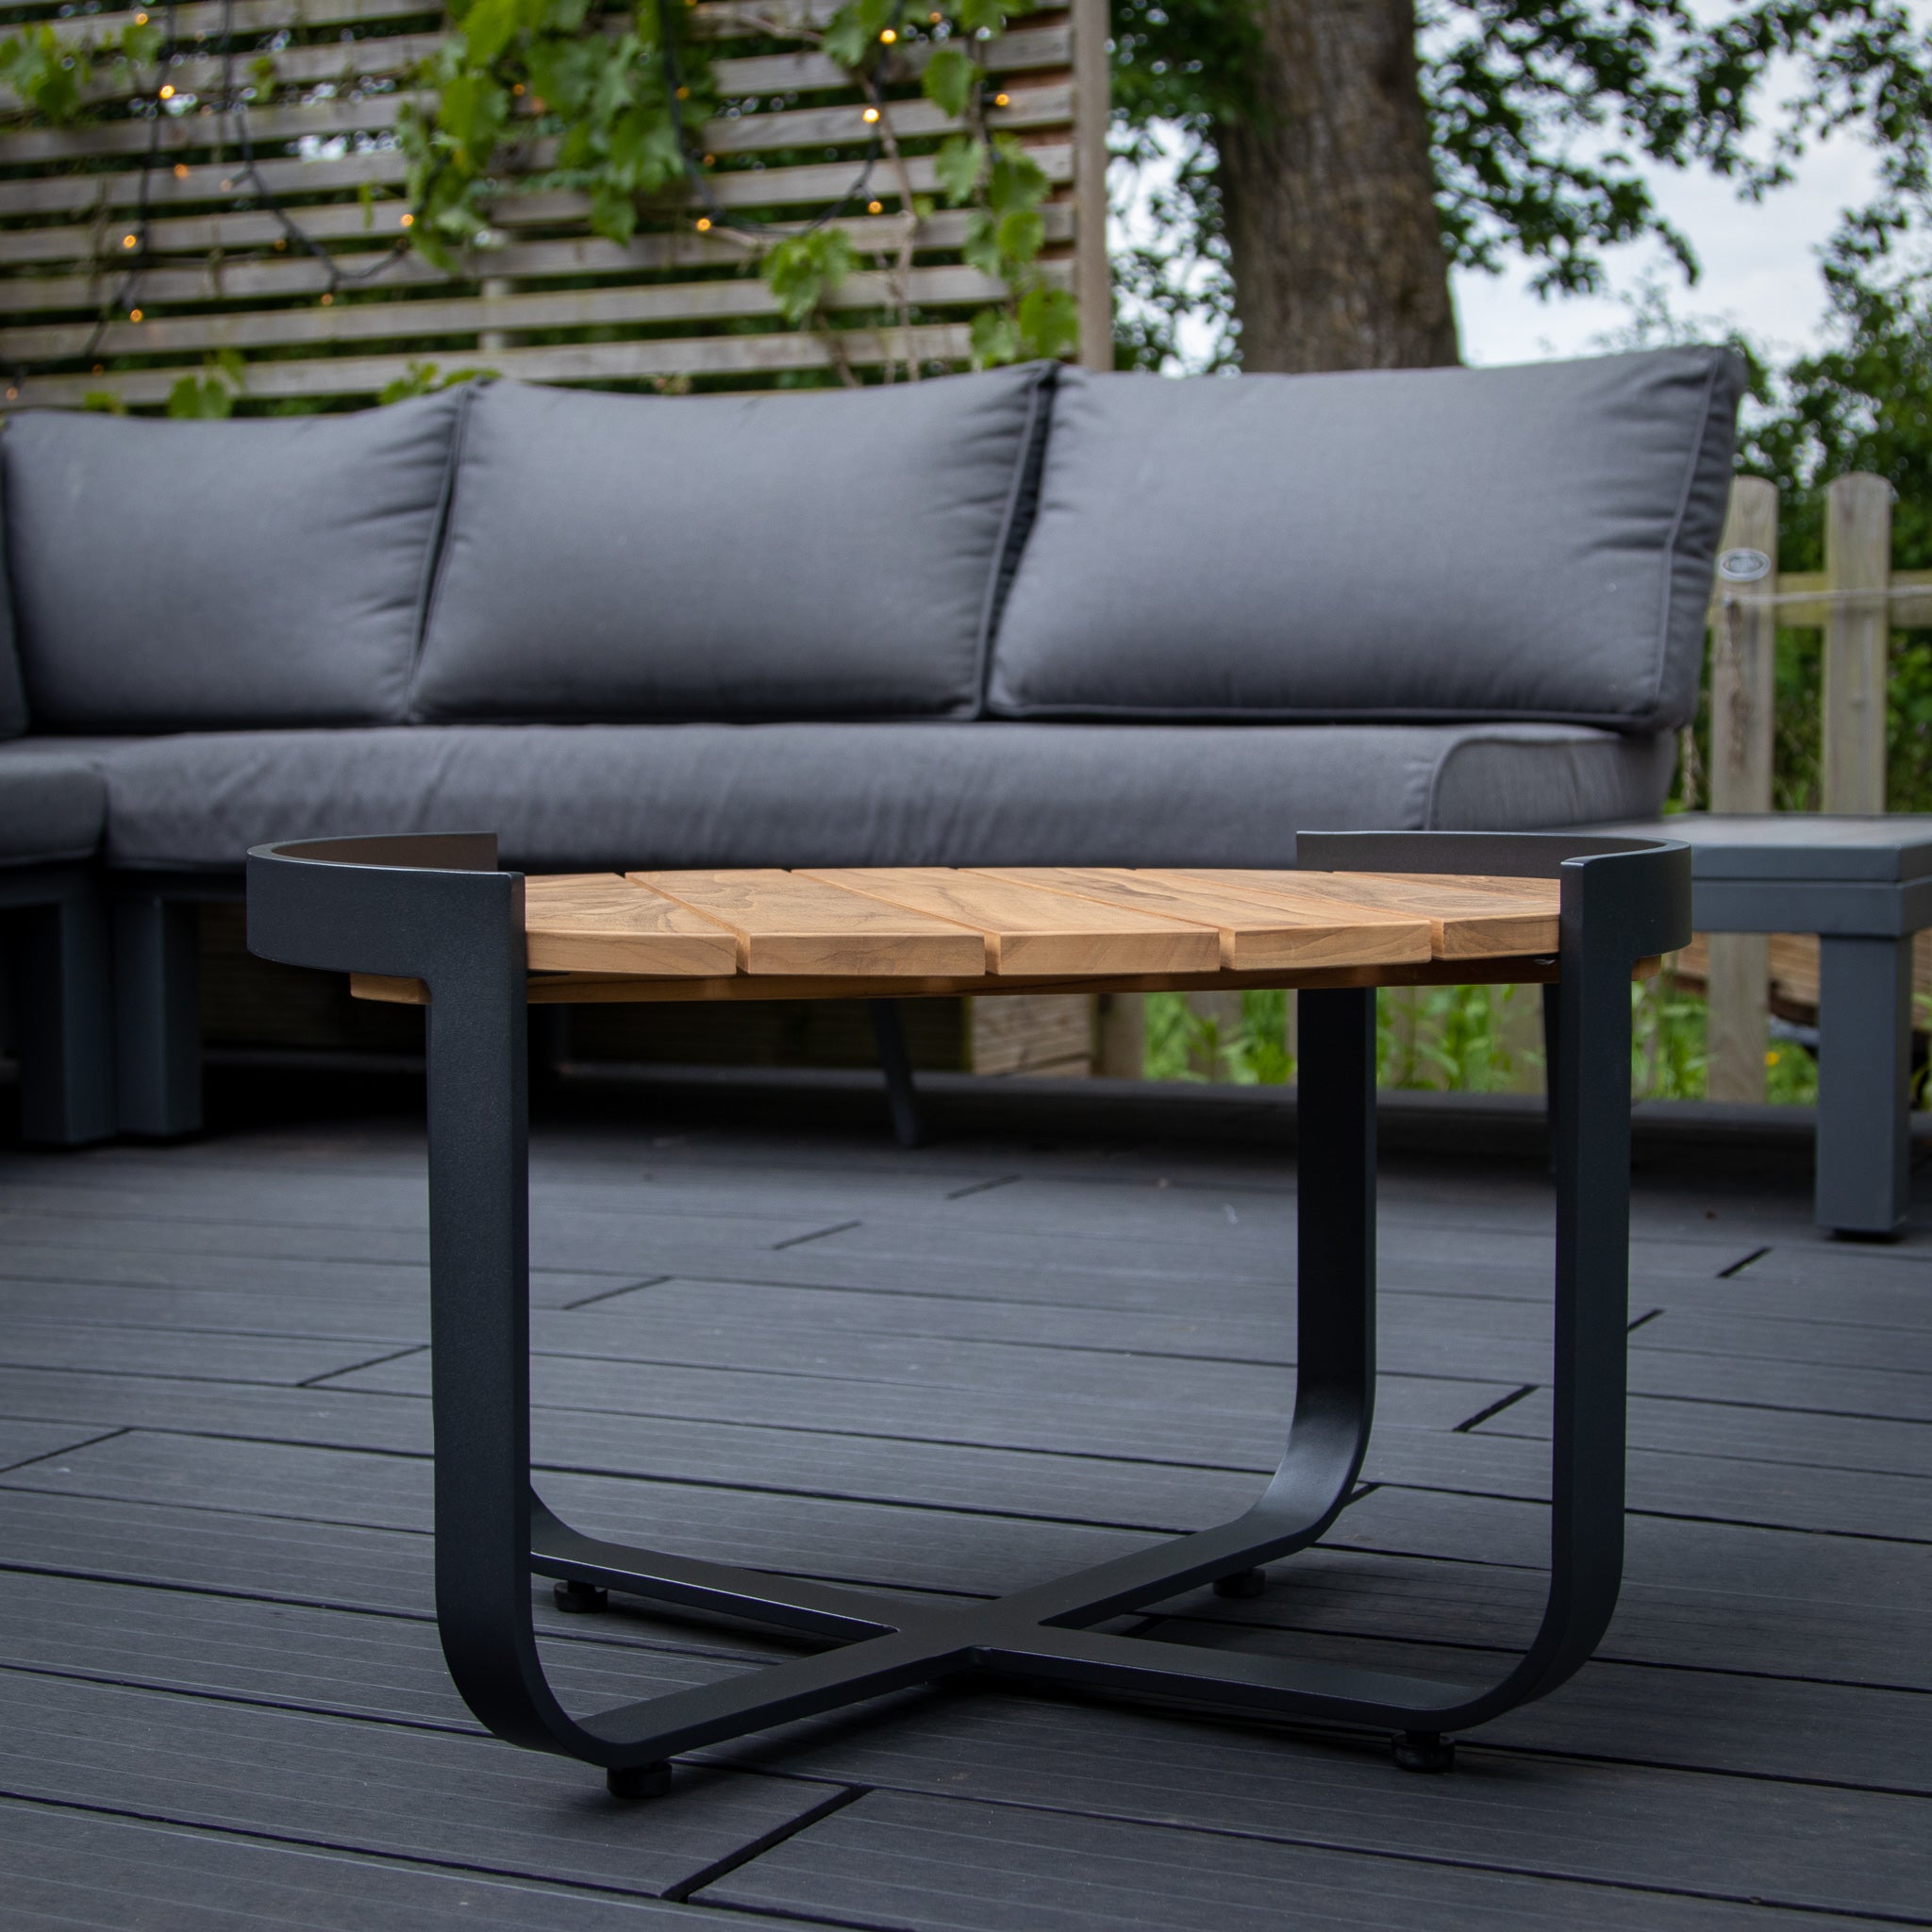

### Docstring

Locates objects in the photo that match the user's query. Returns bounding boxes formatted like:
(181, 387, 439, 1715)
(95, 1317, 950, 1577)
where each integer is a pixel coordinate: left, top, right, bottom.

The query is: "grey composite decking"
(0, 1065, 1927, 1930)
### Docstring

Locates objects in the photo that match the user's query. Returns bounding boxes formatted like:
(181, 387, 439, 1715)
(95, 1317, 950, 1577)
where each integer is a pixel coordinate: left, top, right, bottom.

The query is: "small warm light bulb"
(993, 92, 1009, 107)
(867, 198, 883, 213)
(122, 232, 138, 248)
(702, 152, 714, 164)
(5, 387, 17, 400)
(128, 308, 143, 322)
(861, 105, 880, 122)
(172, 161, 188, 177)
(399, 211, 414, 227)
(158, 83, 175, 99)
(512, 82, 525, 94)
(320, 291, 334, 306)
(879, 26, 896, 41)
(675, 85, 689, 99)
(695, 215, 712, 231)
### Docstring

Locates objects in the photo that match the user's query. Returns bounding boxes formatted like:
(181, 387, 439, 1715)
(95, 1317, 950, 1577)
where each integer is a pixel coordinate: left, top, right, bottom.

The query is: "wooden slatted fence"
(0, 0, 1109, 407)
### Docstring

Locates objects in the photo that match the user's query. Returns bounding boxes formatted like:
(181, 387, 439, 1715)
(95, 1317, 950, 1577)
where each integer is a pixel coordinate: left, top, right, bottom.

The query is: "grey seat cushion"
(411, 366, 1053, 726)
(0, 745, 106, 865)
(1, 391, 465, 731)
(32, 720, 1674, 874)
(989, 348, 1742, 733)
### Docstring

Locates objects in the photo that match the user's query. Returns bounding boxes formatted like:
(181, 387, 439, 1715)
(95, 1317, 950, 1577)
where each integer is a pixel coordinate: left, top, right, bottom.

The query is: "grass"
(1142, 980, 1825, 1104)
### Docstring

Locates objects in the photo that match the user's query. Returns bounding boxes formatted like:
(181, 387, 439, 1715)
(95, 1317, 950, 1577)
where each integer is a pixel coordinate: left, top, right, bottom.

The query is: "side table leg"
(1816, 935, 1913, 1238)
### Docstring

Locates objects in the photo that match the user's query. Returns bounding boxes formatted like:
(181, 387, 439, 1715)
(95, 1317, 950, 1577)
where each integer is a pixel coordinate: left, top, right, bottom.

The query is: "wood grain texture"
(802, 869, 1220, 976)
(628, 871, 986, 978)
(522, 875, 739, 977)
(972, 867, 1433, 972)
(1162, 869, 1561, 958)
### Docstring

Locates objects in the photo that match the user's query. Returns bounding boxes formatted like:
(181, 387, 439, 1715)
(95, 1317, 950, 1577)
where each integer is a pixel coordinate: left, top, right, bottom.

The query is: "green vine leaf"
(166, 373, 237, 420)
(955, 0, 1011, 37)
(921, 42, 975, 119)
(1015, 283, 1078, 358)
(993, 206, 1043, 261)
(824, 0, 897, 70)
(763, 225, 860, 327)
(969, 308, 1019, 365)
(398, 0, 714, 273)
(934, 134, 987, 206)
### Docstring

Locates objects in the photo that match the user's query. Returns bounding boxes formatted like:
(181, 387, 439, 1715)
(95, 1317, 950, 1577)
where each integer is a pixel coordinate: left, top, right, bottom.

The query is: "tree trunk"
(1213, 0, 1458, 373)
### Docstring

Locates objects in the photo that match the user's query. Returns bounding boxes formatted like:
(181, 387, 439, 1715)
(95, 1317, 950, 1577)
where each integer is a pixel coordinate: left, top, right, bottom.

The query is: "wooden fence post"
(1072, 0, 1112, 373)
(1706, 476, 1778, 1103)
(1823, 473, 1892, 814)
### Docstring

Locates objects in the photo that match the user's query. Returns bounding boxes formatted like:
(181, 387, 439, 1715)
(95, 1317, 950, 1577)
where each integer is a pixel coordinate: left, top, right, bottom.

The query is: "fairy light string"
(6, 0, 1000, 404)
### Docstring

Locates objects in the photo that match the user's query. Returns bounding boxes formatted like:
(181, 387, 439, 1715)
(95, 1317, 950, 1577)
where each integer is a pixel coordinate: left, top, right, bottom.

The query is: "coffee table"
(1593, 813, 1932, 1237)
(246, 831, 1687, 1790)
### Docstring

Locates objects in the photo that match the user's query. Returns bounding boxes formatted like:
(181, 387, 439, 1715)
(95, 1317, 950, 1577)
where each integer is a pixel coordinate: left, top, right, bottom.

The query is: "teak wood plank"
(626, 870, 985, 977)
(801, 868, 1221, 976)
(522, 874, 740, 976)
(1160, 869, 1560, 959)
(971, 867, 1433, 972)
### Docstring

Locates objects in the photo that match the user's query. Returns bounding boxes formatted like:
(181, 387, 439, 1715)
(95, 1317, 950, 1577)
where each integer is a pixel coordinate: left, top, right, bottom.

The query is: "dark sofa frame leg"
(1817, 934, 1914, 1238)
(246, 829, 1687, 1792)
(867, 1000, 922, 1147)
(113, 891, 202, 1139)
(1, 867, 115, 1146)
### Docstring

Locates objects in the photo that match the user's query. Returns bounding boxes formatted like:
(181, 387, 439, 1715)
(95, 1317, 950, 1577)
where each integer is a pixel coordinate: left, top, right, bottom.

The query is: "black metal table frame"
(246, 829, 1690, 1792)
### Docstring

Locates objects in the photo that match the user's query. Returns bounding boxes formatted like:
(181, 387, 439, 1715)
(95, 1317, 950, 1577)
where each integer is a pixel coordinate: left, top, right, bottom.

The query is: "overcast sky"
(1457, 100, 1890, 367)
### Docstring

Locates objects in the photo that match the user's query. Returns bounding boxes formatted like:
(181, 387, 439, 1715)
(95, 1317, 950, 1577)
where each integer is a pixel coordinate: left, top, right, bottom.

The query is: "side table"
(1595, 814, 1932, 1238)
(246, 832, 1687, 1791)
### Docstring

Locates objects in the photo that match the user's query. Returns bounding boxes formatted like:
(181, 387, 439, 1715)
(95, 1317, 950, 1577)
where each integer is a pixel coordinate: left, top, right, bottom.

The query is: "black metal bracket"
(246, 829, 1690, 1789)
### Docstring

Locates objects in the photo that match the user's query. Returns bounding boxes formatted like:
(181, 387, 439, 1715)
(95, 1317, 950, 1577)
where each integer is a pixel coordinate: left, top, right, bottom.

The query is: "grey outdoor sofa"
(0, 343, 1741, 1141)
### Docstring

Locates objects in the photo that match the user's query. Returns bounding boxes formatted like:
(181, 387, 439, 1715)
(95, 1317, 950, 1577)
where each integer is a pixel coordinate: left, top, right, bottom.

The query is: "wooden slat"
(0, 85, 1068, 216)
(0, 94, 413, 171)
(522, 874, 739, 977)
(8, 21, 1068, 113)
(0, 143, 1073, 245)
(18, 0, 830, 47)
(972, 866, 1434, 973)
(801, 868, 1221, 977)
(9, 320, 975, 408)
(1161, 869, 1561, 959)
(0, 260, 1033, 361)
(626, 870, 986, 978)
(0, 186, 1066, 275)
(29, 0, 435, 49)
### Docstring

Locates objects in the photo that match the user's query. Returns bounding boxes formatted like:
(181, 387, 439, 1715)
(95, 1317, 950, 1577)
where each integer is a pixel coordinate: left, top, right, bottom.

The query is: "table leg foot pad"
(1212, 1568, 1267, 1600)
(607, 1761, 674, 1801)
(554, 1579, 609, 1614)
(1393, 1731, 1456, 1774)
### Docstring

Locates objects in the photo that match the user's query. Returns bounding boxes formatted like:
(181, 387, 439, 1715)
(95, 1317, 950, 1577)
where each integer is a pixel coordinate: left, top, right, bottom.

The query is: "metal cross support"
(246, 829, 1689, 1792)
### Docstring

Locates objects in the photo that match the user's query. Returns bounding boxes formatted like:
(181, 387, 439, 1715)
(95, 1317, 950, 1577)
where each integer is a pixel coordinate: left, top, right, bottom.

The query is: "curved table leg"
(246, 830, 1687, 1789)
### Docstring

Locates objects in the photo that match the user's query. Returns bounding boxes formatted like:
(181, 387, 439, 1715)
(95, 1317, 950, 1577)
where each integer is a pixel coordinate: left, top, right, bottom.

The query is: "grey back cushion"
(411, 365, 1051, 724)
(2, 391, 464, 730)
(988, 348, 1743, 732)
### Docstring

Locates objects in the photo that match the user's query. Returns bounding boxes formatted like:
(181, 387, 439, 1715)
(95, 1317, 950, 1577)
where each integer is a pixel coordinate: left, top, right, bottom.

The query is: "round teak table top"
(353, 866, 1564, 1008)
